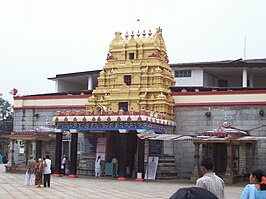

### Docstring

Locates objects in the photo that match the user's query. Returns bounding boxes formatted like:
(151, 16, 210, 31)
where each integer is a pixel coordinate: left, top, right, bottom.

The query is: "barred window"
(174, 70, 191, 78)
(124, 75, 132, 86)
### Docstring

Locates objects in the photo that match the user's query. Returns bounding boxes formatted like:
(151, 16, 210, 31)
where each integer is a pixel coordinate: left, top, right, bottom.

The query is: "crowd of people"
(24, 154, 52, 188)
(18, 153, 266, 197)
(170, 157, 266, 199)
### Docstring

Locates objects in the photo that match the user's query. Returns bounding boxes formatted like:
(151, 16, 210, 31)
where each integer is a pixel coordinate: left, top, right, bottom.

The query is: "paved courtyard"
(0, 164, 244, 199)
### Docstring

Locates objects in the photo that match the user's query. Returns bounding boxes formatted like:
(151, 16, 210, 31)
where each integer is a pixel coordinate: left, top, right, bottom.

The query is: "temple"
(53, 28, 176, 179)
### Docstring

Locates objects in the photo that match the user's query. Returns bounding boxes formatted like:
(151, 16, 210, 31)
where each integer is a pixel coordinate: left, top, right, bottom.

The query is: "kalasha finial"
(142, 30, 146, 37)
(148, 29, 152, 37)
(136, 30, 140, 38)
(131, 31, 134, 38)
(125, 31, 129, 39)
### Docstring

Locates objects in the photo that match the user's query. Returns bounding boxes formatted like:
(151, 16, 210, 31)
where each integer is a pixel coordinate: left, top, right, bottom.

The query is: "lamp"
(33, 113, 39, 118)
(259, 110, 264, 117)
(205, 111, 211, 117)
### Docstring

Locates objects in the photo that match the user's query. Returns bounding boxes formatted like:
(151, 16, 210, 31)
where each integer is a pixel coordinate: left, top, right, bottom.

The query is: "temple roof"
(196, 121, 249, 138)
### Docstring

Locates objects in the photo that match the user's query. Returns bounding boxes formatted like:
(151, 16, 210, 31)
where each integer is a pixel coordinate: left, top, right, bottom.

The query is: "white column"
(55, 80, 59, 92)
(32, 140, 37, 160)
(242, 68, 248, 87)
(87, 75, 92, 90)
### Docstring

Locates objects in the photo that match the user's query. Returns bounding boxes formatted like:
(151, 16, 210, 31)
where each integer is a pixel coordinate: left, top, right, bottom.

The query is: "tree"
(0, 94, 13, 119)
(0, 94, 14, 133)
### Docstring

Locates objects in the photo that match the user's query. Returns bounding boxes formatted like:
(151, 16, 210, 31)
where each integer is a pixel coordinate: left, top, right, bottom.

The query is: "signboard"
(96, 137, 106, 161)
(144, 156, 159, 180)
(19, 147, 25, 154)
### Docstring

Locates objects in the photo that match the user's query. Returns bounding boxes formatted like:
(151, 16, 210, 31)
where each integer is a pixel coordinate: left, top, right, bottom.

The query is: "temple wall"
(173, 105, 266, 178)
(12, 104, 266, 178)
(14, 109, 56, 131)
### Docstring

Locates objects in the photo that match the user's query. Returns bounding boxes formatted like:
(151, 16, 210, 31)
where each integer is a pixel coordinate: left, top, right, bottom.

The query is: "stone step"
(156, 175, 178, 180)
(157, 167, 177, 172)
(157, 170, 177, 174)
(158, 162, 176, 167)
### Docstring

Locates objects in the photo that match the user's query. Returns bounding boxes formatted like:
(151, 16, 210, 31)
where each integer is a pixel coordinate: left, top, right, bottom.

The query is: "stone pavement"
(0, 164, 244, 199)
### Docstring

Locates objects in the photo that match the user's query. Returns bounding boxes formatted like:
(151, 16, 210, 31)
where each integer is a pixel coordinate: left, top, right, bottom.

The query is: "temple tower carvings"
(86, 28, 175, 120)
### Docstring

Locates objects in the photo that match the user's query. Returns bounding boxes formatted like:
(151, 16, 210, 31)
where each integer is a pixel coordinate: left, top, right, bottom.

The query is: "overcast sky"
(1, 0, 266, 103)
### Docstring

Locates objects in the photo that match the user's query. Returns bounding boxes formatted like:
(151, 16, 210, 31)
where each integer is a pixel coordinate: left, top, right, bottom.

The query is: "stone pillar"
(242, 67, 248, 87)
(191, 142, 201, 182)
(8, 140, 16, 172)
(225, 142, 233, 184)
(69, 130, 78, 178)
(32, 140, 37, 160)
(118, 132, 128, 180)
(136, 138, 145, 181)
(53, 131, 63, 177)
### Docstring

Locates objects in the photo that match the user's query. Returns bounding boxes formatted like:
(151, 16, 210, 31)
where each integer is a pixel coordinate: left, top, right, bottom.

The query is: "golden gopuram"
(86, 27, 176, 121)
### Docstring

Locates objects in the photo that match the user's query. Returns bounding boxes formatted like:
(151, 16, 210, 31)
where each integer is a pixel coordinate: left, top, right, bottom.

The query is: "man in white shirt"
(43, 155, 52, 187)
(196, 157, 225, 199)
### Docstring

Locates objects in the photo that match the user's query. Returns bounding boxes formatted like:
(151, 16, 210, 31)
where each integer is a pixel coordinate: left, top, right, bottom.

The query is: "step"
(158, 162, 176, 167)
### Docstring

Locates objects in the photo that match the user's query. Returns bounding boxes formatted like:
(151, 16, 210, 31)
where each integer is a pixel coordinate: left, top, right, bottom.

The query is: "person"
(43, 155, 52, 187)
(2, 153, 8, 164)
(169, 187, 218, 199)
(64, 156, 70, 176)
(111, 157, 118, 177)
(240, 169, 266, 199)
(61, 154, 66, 175)
(0, 153, 2, 164)
(196, 157, 225, 199)
(24, 155, 36, 186)
(95, 155, 101, 177)
(35, 158, 44, 188)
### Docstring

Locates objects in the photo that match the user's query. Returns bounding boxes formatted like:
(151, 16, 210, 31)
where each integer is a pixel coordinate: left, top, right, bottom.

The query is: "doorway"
(107, 131, 137, 178)
(213, 143, 227, 174)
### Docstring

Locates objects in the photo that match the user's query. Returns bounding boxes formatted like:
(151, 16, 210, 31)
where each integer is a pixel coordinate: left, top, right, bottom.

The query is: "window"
(118, 102, 128, 112)
(218, 79, 228, 87)
(174, 70, 191, 78)
(124, 75, 132, 86)
(129, 53, 134, 60)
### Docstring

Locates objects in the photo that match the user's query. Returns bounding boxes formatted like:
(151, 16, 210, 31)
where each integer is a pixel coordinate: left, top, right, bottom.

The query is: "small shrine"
(191, 119, 254, 184)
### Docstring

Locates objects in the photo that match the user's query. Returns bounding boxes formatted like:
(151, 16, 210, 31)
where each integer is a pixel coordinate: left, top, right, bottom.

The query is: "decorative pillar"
(191, 142, 201, 182)
(32, 140, 37, 160)
(69, 130, 78, 178)
(53, 130, 63, 177)
(117, 132, 128, 180)
(225, 142, 233, 184)
(136, 138, 145, 181)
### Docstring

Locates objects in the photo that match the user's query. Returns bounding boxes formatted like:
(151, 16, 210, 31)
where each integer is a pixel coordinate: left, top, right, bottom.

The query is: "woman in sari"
(35, 158, 44, 188)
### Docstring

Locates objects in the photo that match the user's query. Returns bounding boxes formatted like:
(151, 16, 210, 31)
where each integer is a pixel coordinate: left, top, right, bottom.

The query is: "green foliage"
(0, 94, 13, 120)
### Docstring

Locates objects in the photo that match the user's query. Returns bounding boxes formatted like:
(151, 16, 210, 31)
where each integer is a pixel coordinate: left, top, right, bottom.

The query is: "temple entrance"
(108, 132, 120, 161)
(213, 143, 227, 174)
(126, 132, 137, 178)
(107, 131, 137, 178)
